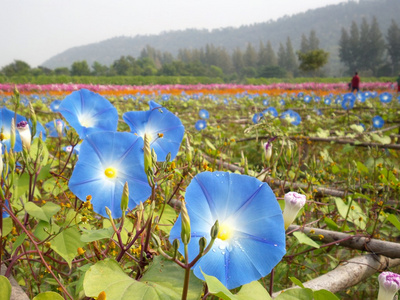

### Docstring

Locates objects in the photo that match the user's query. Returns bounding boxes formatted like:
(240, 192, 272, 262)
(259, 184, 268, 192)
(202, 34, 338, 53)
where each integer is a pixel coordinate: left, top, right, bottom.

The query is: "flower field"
(0, 83, 400, 299)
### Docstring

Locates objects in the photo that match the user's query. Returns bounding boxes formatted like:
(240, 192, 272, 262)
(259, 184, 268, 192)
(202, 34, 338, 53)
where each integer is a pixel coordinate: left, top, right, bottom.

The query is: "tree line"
(2, 17, 399, 80)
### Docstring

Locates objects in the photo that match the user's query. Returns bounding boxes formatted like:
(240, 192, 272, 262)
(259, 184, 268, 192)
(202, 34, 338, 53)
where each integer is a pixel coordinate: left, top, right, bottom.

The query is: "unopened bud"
(10, 118, 16, 150)
(17, 121, 31, 151)
(198, 237, 207, 254)
(185, 136, 192, 163)
(143, 133, 152, 173)
(172, 239, 180, 259)
(282, 192, 306, 229)
(97, 291, 106, 300)
(210, 220, 219, 240)
(56, 120, 63, 137)
(151, 232, 161, 249)
(120, 181, 129, 214)
(29, 102, 37, 138)
(180, 201, 191, 245)
(0, 143, 3, 176)
(263, 141, 272, 162)
(377, 271, 400, 300)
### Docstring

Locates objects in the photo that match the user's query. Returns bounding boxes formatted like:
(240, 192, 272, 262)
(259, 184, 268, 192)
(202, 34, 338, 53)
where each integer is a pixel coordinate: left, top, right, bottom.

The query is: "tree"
(232, 47, 245, 75)
(300, 34, 309, 53)
(308, 30, 320, 51)
(243, 43, 258, 69)
(70, 60, 90, 76)
(264, 41, 278, 67)
(277, 43, 286, 70)
(1, 60, 31, 76)
(297, 49, 329, 76)
(339, 28, 353, 75)
(358, 18, 370, 71)
(258, 65, 286, 78)
(54, 67, 70, 76)
(349, 21, 360, 72)
(366, 16, 385, 75)
(92, 61, 109, 76)
(285, 37, 298, 75)
(386, 19, 400, 74)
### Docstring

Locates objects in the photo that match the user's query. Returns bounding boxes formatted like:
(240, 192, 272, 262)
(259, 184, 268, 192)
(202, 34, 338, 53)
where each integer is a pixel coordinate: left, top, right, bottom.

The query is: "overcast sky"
(1, 0, 349, 68)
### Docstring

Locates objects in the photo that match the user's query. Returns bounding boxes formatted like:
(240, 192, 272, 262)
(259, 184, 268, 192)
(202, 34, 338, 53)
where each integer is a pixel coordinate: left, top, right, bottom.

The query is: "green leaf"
(293, 232, 320, 248)
(371, 134, 391, 145)
(289, 277, 305, 288)
(350, 124, 364, 133)
(356, 161, 369, 174)
(33, 291, 64, 300)
(315, 128, 330, 138)
(201, 270, 235, 300)
(313, 289, 340, 300)
(334, 197, 366, 230)
(12, 232, 27, 254)
(236, 281, 272, 300)
(204, 138, 216, 150)
(24, 202, 60, 222)
(34, 220, 60, 241)
(80, 227, 114, 243)
(275, 288, 314, 299)
(1, 218, 13, 237)
(387, 214, 400, 231)
(0, 275, 11, 300)
(84, 257, 203, 300)
(50, 226, 85, 268)
(324, 217, 339, 231)
(341, 144, 355, 153)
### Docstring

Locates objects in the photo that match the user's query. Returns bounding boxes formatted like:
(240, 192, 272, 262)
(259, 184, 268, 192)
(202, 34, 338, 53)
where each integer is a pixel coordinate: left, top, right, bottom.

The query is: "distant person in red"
(351, 72, 360, 92)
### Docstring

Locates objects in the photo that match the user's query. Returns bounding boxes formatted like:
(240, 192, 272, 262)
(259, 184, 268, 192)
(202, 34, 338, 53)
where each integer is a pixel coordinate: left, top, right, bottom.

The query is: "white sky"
(0, 0, 349, 68)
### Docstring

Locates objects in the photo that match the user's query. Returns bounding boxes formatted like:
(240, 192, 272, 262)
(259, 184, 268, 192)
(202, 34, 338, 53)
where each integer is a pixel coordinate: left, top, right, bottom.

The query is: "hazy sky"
(1, 0, 349, 68)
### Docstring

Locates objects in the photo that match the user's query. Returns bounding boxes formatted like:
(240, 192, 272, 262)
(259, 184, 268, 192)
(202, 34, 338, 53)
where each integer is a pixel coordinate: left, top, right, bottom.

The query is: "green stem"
(181, 244, 190, 300)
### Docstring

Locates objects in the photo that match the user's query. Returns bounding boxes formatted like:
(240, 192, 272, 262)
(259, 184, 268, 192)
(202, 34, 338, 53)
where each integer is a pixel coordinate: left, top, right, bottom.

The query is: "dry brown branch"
(288, 225, 400, 259)
(272, 254, 400, 297)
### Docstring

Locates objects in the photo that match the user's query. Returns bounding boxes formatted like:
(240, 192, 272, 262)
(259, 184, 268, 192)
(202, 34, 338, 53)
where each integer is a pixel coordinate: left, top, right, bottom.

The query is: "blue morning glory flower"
(68, 132, 151, 218)
(263, 107, 278, 118)
(123, 101, 185, 162)
(297, 92, 304, 98)
(281, 110, 301, 126)
(58, 89, 118, 139)
(303, 95, 312, 103)
(195, 120, 207, 131)
(169, 171, 285, 289)
(279, 99, 285, 106)
(199, 109, 210, 119)
(0, 107, 26, 152)
(262, 99, 269, 106)
(50, 100, 62, 112)
(372, 116, 384, 129)
(324, 97, 331, 105)
(314, 96, 321, 103)
(341, 93, 356, 110)
(252, 113, 263, 124)
(379, 92, 392, 103)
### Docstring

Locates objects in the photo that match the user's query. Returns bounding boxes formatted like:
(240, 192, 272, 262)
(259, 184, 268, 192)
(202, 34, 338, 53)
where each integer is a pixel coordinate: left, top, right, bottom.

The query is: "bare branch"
(272, 254, 400, 297)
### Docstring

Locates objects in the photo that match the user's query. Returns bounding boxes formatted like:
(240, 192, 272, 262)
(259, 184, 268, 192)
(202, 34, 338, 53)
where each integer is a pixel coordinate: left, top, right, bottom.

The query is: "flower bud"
(282, 192, 306, 229)
(29, 102, 37, 138)
(180, 201, 191, 245)
(172, 239, 180, 259)
(263, 141, 272, 162)
(120, 181, 129, 214)
(17, 121, 31, 151)
(378, 272, 400, 300)
(151, 232, 161, 249)
(198, 237, 207, 254)
(143, 133, 152, 173)
(56, 120, 63, 137)
(10, 118, 16, 150)
(210, 220, 219, 240)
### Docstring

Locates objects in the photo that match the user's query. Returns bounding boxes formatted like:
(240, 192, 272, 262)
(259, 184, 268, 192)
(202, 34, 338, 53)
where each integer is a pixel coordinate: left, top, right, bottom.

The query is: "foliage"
(0, 83, 400, 300)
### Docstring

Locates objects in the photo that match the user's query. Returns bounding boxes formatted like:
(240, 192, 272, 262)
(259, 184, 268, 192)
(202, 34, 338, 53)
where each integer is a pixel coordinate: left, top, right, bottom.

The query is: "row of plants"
(0, 75, 397, 86)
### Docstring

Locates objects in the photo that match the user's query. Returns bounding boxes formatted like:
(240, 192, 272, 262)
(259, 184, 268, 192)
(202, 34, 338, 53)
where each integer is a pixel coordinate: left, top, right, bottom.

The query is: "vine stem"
(2, 203, 74, 300)
(181, 244, 190, 300)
